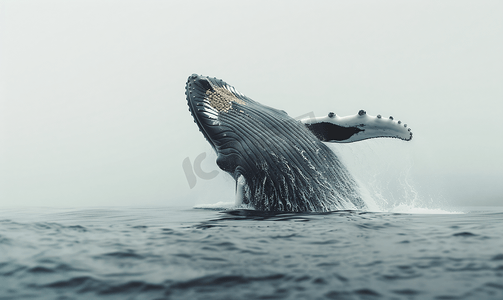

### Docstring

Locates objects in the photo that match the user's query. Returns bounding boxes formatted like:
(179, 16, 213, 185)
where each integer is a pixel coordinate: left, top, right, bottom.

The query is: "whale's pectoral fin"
(300, 110, 412, 143)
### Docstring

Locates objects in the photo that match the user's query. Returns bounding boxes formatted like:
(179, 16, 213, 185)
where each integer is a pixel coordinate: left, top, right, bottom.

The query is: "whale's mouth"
(186, 74, 221, 149)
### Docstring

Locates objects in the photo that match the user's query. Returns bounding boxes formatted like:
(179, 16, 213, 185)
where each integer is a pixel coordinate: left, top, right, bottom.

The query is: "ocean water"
(1, 206, 503, 300)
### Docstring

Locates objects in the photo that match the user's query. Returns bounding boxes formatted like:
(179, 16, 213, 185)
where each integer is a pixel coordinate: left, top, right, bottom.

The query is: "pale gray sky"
(1, 0, 502, 207)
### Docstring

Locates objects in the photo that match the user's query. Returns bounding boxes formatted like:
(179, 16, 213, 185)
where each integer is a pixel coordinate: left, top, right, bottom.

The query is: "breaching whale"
(186, 74, 412, 212)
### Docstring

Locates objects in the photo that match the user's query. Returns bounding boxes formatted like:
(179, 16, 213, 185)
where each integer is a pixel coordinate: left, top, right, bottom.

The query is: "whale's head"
(185, 74, 292, 178)
(185, 74, 364, 211)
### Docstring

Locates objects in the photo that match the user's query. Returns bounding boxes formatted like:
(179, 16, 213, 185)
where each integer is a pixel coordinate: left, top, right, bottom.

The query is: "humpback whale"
(186, 74, 412, 212)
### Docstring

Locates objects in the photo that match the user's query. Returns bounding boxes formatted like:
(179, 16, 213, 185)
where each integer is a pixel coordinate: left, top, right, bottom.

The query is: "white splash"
(389, 204, 463, 214)
(194, 201, 254, 210)
(193, 201, 236, 210)
(332, 140, 462, 215)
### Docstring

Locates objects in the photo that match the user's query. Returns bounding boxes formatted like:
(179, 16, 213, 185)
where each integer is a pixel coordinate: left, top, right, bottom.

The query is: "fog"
(1, 0, 502, 207)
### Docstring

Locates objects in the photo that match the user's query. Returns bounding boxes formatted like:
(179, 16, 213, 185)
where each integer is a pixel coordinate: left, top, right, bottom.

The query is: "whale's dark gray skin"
(186, 74, 412, 212)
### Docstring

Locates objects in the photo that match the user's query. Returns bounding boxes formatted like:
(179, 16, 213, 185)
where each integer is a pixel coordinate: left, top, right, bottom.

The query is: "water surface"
(1, 207, 502, 299)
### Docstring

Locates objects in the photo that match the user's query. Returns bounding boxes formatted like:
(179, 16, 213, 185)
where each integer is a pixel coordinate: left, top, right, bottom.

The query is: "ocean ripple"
(0, 207, 502, 299)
